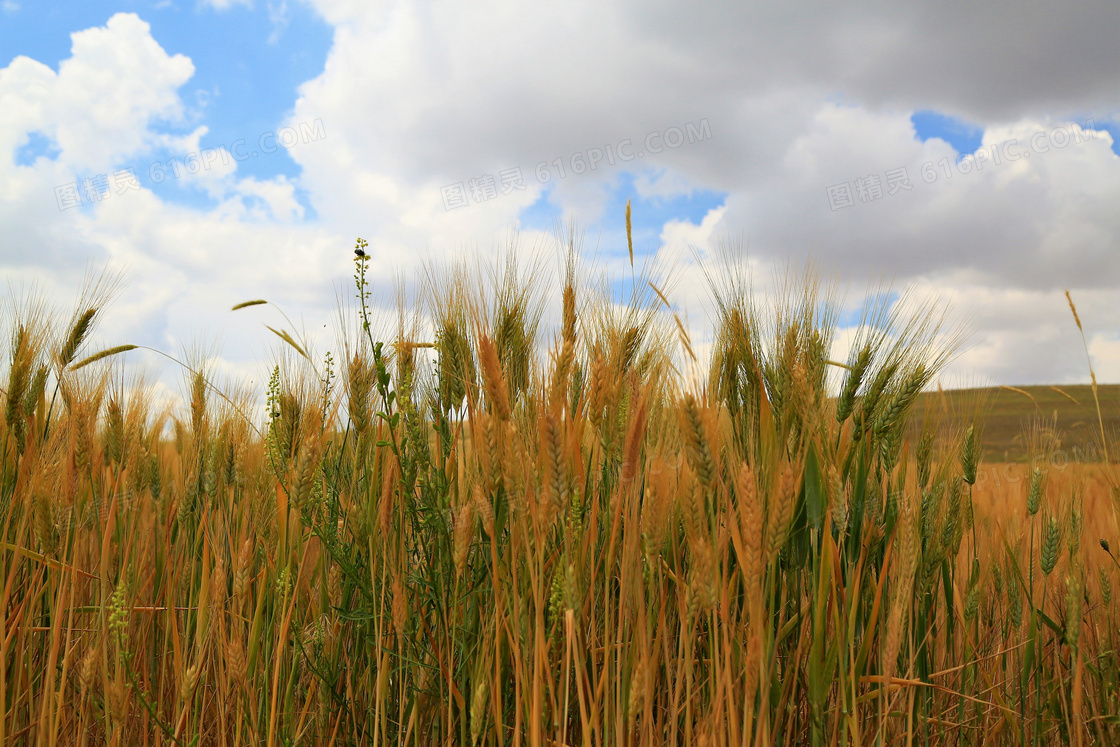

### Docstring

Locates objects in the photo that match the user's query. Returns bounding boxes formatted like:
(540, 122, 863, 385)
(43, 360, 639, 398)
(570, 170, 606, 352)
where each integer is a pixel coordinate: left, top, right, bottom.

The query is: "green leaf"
(1021, 616, 1036, 691)
(1034, 607, 1064, 638)
(942, 558, 955, 648)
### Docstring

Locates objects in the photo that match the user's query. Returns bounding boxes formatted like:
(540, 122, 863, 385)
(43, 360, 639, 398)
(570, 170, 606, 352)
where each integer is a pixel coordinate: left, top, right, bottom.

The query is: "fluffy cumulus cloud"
(2, 2, 1119, 395)
(1, 13, 193, 288)
(0, 13, 345, 396)
(282, 0, 1120, 384)
(1, 13, 194, 172)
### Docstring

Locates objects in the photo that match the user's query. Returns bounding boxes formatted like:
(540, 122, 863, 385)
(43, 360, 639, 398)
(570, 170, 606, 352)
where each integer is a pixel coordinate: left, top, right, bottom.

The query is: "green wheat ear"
(70, 344, 138, 370)
(1027, 468, 1043, 516)
(231, 299, 268, 310)
(1041, 518, 1062, 576)
(58, 307, 97, 367)
(960, 424, 978, 485)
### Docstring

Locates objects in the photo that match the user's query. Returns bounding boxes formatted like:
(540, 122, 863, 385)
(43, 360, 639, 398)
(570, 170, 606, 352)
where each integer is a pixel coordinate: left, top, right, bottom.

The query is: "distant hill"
(909, 384, 1120, 463)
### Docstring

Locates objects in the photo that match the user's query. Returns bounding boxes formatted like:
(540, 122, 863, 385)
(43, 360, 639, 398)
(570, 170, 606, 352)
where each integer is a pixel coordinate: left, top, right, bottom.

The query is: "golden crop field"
(1, 236, 1117, 745)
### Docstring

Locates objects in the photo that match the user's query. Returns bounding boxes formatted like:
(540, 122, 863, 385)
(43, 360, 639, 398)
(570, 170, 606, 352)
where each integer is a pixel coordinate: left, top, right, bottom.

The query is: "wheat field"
(1, 231, 1117, 746)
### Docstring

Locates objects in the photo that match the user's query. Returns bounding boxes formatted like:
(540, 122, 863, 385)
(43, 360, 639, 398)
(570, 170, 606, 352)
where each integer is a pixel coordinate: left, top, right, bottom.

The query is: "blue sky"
(520, 172, 728, 260)
(911, 111, 985, 156)
(3, 1, 331, 211)
(912, 109, 1120, 158)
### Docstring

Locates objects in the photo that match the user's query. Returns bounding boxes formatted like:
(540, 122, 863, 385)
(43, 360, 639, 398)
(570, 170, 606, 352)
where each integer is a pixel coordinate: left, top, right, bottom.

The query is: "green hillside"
(912, 384, 1120, 462)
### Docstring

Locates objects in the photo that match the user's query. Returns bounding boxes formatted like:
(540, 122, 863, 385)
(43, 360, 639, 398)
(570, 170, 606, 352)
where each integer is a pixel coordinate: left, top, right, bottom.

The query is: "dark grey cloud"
(628, 1, 1120, 122)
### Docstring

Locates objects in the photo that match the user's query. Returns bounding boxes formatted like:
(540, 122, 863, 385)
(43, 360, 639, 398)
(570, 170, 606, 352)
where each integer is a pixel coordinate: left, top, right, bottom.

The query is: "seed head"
(621, 393, 648, 486)
(58, 307, 97, 368)
(1066, 574, 1083, 649)
(454, 498, 477, 579)
(4, 327, 31, 435)
(916, 429, 934, 489)
(328, 564, 342, 608)
(628, 657, 647, 724)
(108, 680, 129, 723)
(227, 637, 248, 689)
(736, 464, 763, 583)
(477, 335, 510, 421)
(960, 424, 978, 486)
(680, 394, 715, 491)
(234, 537, 252, 602)
(79, 645, 100, 699)
(391, 576, 408, 636)
(23, 365, 48, 420)
(766, 460, 802, 565)
(347, 354, 372, 434)
(108, 581, 130, 647)
(874, 366, 925, 442)
(561, 283, 576, 345)
(70, 344, 138, 371)
(836, 343, 871, 423)
(1027, 468, 1043, 516)
(470, 677, 489, 745)
(688, 539, 718, 615)
(563, 562, 579, 613)
(1068, 509, 1082, 559)
(964, 585, 979, 620)
(1041, 518, 1061, 576)
(474, 483, 494, 537)
(293, 439, 322, 512)
(181, 663, 200, 701)
(210, 552, 227, 609)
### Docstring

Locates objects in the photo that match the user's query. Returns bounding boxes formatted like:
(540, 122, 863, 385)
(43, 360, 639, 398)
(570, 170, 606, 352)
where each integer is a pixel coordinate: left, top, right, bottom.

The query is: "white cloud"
(273, 0, 1119, 384)
(233, 176, 305, 221)
(1088, 334, 1120, 384)
(200, 0, 252, 9)
(0, 12, 344, 397)
(0, 14, 194, 180)
(660, 206, 727, 254)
